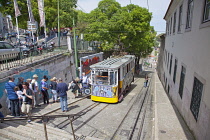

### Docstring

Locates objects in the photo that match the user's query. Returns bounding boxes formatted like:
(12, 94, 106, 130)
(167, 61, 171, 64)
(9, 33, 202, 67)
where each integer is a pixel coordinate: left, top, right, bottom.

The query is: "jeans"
(144, 81, 148, 87)
(34, 92, 40, 106)
(60, 96, 67, 111)
(10, 99, 20, 116)
(51, 90, 58, 101)
(0, 112, 4, 118)
(41, 90, 49, 104)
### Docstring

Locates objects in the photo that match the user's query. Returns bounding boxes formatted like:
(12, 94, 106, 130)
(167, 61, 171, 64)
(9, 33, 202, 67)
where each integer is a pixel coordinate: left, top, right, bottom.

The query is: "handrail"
(1, 113, 81, 140)
(0, 46, 69, 72)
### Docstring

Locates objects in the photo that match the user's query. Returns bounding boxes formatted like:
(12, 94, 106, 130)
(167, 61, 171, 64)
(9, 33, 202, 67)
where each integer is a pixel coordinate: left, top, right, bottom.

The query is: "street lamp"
(58, 0, 60, 47)
(73, 11, 78, 77)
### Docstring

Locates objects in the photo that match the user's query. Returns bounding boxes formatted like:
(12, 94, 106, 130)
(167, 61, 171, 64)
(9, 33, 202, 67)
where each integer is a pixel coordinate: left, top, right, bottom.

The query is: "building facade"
(0, 13, 13, 36)
(158, 0, 210, 139)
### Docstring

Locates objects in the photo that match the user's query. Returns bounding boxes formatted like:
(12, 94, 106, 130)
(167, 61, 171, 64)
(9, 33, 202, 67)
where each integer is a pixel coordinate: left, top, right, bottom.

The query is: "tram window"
(127, 64, 129, 72)
(102, 72, 108, 76)
(118, 69, 120, 80)
(110, 72, 114, 85)
(95, 71, 109, 85)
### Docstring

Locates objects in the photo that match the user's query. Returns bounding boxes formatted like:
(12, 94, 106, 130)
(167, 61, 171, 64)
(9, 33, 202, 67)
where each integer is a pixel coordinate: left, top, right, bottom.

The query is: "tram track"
(110, 73, 154, 140)
(43, 77, 141, 117)
(36, 76, 146, 139)
(42, 95, 90, 116)
(132, 73, 153, 140)
(54, 102, 100, 129)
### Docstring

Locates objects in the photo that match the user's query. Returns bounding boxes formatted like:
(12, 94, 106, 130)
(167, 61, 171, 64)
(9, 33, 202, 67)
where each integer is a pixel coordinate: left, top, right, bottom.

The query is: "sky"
(77, 0, 171, 34)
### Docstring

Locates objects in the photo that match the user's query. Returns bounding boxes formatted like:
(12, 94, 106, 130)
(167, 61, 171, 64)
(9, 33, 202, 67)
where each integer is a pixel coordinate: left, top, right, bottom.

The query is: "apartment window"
(168, 20, 170, 35)
(167, 52, 170, 68)
(190, 77, 203, 121)
(169, 55, 173, 74)
(170, 17, 173, 34)
(168, 85, 170, 94)
(173, 59, 177, 83)
(203, 0, 210, 22)
(165, 78, 167, 89)
(178, 5, 183, 32)
(165, 50, 167, 65)
(173, 11, 176, 33)
(179, 66, 186, 98)
(186, 0, 194, 29)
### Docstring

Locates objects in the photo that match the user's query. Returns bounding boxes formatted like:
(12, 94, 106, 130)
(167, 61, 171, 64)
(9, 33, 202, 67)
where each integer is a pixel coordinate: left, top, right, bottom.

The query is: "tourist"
(5, 77, 20, 117)
(21, 82, 33, 122)
(57, 78, 68, 112)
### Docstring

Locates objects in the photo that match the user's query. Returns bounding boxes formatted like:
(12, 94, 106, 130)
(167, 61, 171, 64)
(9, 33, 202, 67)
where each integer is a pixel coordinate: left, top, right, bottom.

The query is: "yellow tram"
(90, 55, 135, 103)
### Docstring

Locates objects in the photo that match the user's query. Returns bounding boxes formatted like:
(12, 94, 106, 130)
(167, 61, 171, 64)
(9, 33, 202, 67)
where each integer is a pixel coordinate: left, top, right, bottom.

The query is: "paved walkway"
(14, 70, 195, 140)
(153, 71, 195, 140)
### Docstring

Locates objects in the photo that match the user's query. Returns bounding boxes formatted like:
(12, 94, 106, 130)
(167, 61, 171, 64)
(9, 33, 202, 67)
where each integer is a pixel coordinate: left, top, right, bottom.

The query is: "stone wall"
(0, 53, 76, 116)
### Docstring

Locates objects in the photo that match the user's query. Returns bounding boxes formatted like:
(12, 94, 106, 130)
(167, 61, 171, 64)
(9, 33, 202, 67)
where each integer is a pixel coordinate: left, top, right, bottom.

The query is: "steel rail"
(110, 84, 145, 140)
(42, 95, 90, 116)
(53, 102, 99, 128)
(129, 73, 154, 140)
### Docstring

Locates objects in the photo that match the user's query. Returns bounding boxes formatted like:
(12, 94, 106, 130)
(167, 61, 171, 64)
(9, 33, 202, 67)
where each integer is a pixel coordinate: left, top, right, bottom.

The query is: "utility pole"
(73, 13, 78, 77)
(58, 0, 60, 47)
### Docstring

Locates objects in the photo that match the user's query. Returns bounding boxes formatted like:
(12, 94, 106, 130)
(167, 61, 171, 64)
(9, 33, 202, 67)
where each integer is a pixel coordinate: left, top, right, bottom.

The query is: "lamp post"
(58, 0, 60, 47)
(73, 14, 78, 77)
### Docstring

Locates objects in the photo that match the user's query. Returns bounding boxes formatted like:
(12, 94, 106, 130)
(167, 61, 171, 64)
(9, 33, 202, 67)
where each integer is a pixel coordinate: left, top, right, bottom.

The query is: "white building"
(158, 0, 210, 139)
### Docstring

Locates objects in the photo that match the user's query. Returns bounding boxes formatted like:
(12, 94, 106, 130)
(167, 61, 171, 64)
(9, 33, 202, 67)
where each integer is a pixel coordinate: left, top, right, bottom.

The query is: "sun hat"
(75, 77, 80, 82)
(52, 77, 57, 80)
(33, 74, 38, 78)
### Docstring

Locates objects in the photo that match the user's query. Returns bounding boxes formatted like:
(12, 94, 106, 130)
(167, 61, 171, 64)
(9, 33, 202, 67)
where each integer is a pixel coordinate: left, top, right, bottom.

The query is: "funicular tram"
(90, 55, 135, 103)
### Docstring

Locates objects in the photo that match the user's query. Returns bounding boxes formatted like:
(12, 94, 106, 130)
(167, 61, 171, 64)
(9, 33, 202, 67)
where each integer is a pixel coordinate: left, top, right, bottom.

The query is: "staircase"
(0, 120, 102, 140)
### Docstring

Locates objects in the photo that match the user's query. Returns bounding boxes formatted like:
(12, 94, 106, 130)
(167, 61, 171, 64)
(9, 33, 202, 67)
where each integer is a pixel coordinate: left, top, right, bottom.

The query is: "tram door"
(118, 68, 121, 96)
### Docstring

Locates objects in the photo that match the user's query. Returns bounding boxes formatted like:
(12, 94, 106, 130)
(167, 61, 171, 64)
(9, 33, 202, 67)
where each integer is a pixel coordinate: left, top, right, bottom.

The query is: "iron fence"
(0, 46, 68, 72)
(1, 114, 80, 140)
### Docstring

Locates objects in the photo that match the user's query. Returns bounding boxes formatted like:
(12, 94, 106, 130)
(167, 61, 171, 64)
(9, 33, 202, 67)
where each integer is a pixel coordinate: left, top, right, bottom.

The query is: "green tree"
(79, 0, 156, 66)
(0, 0, 77, 31)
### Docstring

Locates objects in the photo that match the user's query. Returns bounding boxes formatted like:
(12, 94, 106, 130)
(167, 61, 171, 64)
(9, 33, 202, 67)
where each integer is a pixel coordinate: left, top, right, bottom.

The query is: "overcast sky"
(77, 0, 171, 34)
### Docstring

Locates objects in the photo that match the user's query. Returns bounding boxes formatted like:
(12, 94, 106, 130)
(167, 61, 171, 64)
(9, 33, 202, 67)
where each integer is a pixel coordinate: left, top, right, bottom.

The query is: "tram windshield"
(92, 70, 117, 85)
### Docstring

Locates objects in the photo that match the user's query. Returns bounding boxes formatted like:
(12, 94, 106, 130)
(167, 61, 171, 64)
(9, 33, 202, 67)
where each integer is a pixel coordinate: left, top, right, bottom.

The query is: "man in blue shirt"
(56, 78, 68, 112)
(5, 77, 20, 117)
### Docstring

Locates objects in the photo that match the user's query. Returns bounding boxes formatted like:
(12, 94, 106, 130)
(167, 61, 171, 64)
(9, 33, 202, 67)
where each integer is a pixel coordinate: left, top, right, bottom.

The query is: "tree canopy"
(0, 0, 77, 31)
(78, 0, 156, 63)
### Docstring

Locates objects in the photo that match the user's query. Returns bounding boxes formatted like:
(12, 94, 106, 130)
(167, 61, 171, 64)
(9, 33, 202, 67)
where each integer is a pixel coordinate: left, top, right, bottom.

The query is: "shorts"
(21, 103, 32, 114)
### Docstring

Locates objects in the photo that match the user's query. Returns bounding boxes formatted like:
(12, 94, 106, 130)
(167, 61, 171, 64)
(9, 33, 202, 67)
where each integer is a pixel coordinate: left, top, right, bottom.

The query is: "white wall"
(163, 0, 210, 139)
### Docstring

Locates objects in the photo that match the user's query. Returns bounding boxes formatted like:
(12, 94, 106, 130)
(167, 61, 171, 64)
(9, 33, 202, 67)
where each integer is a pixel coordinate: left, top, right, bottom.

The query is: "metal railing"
(1, 114, 80, 140)
(0, 46, 69, 72)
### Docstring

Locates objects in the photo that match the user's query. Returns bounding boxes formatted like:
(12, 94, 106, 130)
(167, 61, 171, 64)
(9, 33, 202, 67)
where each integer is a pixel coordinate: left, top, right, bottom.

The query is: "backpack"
(70, 83, 76, 89)
(32, 83, 35, 90)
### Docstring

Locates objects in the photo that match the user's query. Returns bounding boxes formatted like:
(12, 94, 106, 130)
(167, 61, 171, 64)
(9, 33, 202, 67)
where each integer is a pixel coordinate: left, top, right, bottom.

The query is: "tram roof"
(90, 55, 135, 69)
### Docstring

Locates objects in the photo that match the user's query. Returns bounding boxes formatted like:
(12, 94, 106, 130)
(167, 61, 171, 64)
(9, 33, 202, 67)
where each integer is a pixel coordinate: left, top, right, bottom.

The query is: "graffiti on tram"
(92, 85, 113, 98)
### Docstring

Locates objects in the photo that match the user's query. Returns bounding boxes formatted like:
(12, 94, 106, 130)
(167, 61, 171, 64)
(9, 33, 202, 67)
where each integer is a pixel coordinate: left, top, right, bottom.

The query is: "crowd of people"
(2, 72, 91, 122)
